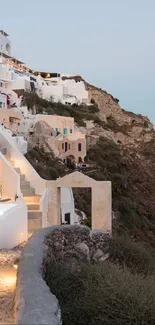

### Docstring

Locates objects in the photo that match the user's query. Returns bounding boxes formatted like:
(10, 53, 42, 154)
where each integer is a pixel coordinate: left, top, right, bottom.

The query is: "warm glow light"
(2, 275, 16, 287)
(13, 264, 18, 269)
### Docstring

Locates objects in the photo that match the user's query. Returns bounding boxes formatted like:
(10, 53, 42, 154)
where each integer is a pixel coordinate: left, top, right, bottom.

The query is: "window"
(63, 128, 67, 135)
(62, 143, 64, 150)
(0, 82, 3, 87)
(68, 144, 70, 150)
(78, 143, 82, 151)
(70, 129, 72, 133)
(0, 102, 2, 108)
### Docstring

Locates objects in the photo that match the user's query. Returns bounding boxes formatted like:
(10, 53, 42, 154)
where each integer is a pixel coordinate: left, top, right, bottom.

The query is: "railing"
(0, 151, 21, 201)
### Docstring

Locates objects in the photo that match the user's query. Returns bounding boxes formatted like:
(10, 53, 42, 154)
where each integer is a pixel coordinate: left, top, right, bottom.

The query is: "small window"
(70, 129, 72, 133)
(63, 128, 67, 135)
(68, 144, 70, 150)
(78, 143, 82, 151)
(62, 143, 64, 150)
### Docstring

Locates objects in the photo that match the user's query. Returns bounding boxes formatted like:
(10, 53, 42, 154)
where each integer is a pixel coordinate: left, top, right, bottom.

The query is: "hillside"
(25, 83, 155, 324)
(25, 84, 155, 246)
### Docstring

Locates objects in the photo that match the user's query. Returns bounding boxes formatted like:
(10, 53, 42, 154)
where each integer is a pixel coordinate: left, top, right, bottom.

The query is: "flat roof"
(0, 30, 9, 37)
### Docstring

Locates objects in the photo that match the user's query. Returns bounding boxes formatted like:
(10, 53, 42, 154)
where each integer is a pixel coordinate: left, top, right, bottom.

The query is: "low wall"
(0, 201, 27, 249)
(15, 226, 111, 325)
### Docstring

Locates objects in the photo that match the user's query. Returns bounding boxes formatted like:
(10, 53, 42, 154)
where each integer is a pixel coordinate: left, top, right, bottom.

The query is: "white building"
(0, 125, 76, 249)
(0, 30, 89, 108)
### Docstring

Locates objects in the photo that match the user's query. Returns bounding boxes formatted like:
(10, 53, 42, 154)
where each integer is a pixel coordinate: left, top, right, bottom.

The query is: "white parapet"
(0, 201, 28, 249)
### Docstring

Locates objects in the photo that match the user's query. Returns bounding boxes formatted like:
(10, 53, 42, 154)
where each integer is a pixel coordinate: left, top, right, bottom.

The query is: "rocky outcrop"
(44, 225, 111, 265)
(82, 83, 155, 146)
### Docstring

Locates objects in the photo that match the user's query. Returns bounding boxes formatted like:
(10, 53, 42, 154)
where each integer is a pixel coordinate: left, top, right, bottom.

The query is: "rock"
(75, 243, 90, 262)
(93, 249, 107, 262)
(99, 253, 109, 262)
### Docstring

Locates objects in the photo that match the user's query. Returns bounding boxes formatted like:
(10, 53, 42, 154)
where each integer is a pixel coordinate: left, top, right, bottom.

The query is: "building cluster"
(0, 30, 87, 163)
(0, 30, 111, 250)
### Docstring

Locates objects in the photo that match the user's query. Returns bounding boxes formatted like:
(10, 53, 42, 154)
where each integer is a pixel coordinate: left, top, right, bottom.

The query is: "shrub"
(110, 235, 155, 275)
(45, 261, 155, 325)
(88, 104, 99, 113)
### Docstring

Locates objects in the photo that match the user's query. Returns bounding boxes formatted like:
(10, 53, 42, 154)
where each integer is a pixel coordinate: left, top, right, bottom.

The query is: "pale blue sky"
(1, 0, 155, 123)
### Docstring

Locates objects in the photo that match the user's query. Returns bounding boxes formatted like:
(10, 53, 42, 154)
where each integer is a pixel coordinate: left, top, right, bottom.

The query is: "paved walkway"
(0, 247, 22, 325)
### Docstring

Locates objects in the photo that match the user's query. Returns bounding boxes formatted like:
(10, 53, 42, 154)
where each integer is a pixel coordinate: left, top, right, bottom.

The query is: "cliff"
(85, 82, 154, 146)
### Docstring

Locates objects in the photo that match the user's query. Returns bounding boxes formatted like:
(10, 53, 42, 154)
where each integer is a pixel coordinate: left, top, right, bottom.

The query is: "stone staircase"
(5, 156, 42, 233)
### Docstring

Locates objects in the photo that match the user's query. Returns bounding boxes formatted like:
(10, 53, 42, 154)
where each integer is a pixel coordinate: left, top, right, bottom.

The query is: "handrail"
(0, 151, 21, 200)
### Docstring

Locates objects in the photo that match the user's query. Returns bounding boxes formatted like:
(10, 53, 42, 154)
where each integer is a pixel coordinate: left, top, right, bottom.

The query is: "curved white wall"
(0, 202, 27, 249)
(61, 187, 75, 225)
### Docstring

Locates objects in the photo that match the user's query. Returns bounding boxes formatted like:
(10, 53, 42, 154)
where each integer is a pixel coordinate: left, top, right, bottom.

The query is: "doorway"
(65, 213, 71, 224)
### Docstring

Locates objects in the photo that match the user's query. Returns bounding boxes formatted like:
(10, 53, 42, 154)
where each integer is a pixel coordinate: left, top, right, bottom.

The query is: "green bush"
(45, 261, 155, 325)
(110, 235, 155, 275)
(25, 147, 69, 180)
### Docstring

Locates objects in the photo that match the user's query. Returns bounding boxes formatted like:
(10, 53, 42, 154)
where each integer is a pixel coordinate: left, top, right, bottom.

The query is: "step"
(22, 188, 35, 196)
(8, 160, 15, 167)
(20, 174, 25, 181)
(28, 218, 42, 231)
(20, 180, 30, 188)
(23, 196, 41, 204)
(28, 210, 42, 220)
(27, 203, 40, 211)
(5, 155, 10, 160)
(14, 167, 21, 174)
(0, 148, 7, 155)
(0, 198, 11, 202)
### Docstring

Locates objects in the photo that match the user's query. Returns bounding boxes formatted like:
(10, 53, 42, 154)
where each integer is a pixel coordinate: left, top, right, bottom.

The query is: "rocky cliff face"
(84, 82, 154, 147)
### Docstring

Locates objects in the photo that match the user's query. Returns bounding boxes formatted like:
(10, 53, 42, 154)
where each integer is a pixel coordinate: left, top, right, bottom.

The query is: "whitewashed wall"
(0, 202, 27, 249)
(0, 152, 21, 200)
(61, 187, 75, 225)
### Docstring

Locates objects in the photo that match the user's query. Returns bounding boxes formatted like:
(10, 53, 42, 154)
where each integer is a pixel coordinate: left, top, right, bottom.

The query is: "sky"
(1, 0, 155, 123)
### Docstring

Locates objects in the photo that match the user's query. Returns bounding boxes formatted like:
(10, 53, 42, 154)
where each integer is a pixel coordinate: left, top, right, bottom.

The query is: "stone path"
(0, 246, 23, 325)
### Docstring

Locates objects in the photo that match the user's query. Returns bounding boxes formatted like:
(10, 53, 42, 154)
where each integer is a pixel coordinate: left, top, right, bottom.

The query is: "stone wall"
(15, 225, 111, 325)
(44, 225, 111, 266)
